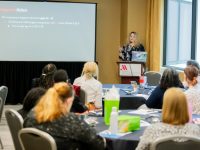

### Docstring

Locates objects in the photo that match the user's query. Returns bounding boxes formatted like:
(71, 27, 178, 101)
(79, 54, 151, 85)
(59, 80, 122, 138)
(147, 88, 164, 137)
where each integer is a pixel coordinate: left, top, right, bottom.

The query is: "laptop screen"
(131, 51, 147, 62)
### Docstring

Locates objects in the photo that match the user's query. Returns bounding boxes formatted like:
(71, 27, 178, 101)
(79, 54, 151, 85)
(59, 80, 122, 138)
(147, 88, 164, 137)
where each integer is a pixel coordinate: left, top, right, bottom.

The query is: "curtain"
(146, 0, 163, 71)
(0, 61, 85, 104)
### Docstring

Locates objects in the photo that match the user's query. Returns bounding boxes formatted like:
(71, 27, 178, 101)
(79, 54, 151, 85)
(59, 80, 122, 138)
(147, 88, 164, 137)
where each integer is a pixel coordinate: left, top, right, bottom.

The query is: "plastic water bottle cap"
(112, 107, 117, 112)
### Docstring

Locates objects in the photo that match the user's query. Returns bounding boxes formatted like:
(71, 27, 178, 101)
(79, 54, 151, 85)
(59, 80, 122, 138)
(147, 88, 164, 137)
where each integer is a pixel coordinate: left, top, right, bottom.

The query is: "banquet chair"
(0, 98, 3, 149)
(18, 128, 57, 150)
(79, 88, 87, 104)
(151, 135, 200, 150)
(5, 109, 24, 150)
(0, 86, 8, 149)
(0, 86, 8, 121)
(144, 71, 161, 86)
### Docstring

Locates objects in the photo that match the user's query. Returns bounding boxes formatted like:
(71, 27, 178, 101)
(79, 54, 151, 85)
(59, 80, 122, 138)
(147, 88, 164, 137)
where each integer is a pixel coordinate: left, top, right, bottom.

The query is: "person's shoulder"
(23, 110, 37, 127)
(144, 122, 163, 134)
(137, 43, 145, 51)
(73, 76, 82, 84)
(64, 112, 80, 120)
(89, 77, 101, 84)
(17, 109, 28, 119)
(152, 85, 163, 93)
(139, 43, 144, 47)
(184, 123, 200, 132)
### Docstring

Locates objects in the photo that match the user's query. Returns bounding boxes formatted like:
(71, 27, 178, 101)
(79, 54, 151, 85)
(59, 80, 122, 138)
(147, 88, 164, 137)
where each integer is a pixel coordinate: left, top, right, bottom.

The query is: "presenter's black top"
(24, 111, 105, 150)
(119, 44, 145, 61)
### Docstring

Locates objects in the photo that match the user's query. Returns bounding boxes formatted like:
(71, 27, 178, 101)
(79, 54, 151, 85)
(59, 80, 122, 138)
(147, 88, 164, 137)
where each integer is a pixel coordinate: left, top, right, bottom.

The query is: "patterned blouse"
(24, 111, 105, 150)
(119, 44, 145, 61)
(136, 122, 200, 150)
(185, 84, 200, 114)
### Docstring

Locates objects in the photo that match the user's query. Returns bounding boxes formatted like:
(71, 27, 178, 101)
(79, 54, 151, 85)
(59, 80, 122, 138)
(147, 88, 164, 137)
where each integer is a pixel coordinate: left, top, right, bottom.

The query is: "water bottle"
(109, 107, 118, 134)
(139, 76, 147, 88)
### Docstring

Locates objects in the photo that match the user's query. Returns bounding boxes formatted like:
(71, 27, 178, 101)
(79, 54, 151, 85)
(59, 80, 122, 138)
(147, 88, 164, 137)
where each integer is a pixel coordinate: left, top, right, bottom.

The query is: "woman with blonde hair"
(136, 88, 200, 150)
(184, 65, 200, 114)
(73, 61, 102, 109)
(119, 32, 145, 61)
(24, 82, 105, 150)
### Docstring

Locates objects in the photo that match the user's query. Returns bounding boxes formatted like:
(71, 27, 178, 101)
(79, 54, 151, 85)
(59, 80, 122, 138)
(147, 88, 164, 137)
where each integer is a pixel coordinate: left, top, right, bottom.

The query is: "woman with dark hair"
(53, 69, 88, 113)
(145, 67, 183, 109)
(119, 32, 145, 61)
(184, 66, 200, 114)
(18, 87, 46, 119)
(39, 63, 57, 89)
(24, 82, 105, 150)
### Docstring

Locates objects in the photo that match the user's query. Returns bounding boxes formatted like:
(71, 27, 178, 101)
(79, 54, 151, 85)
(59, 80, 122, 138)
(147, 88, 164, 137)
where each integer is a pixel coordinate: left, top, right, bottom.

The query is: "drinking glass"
(130, 81, 138, 92)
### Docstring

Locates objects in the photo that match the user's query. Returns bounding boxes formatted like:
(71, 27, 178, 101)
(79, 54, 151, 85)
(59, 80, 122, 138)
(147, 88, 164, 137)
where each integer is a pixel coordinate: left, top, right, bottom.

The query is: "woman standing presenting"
(119, 32, 145, 61)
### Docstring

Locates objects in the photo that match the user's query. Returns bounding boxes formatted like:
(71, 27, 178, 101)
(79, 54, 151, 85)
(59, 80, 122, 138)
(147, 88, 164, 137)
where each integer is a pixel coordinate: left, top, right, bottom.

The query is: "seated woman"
(73, 61, 102, 109)
(145, 67, 183, 109)
(17, 87, 46, 119)
(119, 31, 145, 61)
(184, 66, 200, 114)
(32, 63, 57, 89)
(53, 69, 88, 113)
(183, 60, 200, 87)
(24, 82, 105, 150)
(136, 88, 200, 150)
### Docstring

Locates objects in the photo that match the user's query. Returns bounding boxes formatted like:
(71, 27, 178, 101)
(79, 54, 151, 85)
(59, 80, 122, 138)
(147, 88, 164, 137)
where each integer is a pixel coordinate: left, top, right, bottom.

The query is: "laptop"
(131, 51, 147, 62)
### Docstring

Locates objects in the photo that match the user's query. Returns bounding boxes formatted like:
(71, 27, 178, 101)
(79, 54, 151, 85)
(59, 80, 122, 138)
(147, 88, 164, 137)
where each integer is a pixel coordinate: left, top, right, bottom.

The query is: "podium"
(117, 61, 145, 84)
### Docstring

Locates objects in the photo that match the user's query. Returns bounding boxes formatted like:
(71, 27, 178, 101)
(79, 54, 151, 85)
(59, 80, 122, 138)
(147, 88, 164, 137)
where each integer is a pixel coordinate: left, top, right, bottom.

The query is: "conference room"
(1, 0, 200, 150)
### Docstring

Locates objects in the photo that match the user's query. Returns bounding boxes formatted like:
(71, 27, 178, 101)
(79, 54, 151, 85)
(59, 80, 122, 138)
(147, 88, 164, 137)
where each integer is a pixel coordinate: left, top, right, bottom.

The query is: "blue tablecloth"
(94, 110, 200, 150)
(102, 84, 154, 110)
(95, 110, 158, 150)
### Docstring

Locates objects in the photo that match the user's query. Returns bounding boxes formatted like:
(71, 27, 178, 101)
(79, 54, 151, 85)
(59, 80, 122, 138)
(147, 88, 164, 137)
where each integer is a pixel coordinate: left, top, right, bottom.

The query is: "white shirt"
(73, 75, 102, 108)
(185, 84, 200, 114)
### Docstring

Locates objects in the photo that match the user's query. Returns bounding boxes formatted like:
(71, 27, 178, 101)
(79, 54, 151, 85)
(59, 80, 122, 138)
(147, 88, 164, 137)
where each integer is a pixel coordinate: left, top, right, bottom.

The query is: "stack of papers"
(99, 130, 131, 139)
(128, 109, 160, 115)
(140, 120, 151, 127)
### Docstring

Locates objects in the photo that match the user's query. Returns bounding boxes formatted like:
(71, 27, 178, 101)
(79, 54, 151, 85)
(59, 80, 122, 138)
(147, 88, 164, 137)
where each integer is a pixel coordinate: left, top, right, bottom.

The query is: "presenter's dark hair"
(187, 60, 200, 70)
(160, 67, 183, 89)
(39, 63, 57, 89)
(53, 69, 69, 83)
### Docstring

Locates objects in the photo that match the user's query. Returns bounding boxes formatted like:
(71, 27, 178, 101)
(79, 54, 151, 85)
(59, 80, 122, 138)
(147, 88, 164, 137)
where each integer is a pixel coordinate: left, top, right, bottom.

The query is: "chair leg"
(0, 137, 3, 149)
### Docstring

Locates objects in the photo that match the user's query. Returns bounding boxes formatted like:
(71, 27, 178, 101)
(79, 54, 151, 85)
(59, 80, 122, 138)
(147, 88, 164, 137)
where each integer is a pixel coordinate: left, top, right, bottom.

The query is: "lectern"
(117, 61, 145, 84)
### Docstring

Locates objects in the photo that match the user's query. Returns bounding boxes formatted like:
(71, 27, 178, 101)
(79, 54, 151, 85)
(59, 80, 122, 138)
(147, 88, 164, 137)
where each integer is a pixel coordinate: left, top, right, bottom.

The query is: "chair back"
(18, 128, 57, 150)
(0, 86, 8, 121)
(151, 135, 200, 150)
(79, 88, 87, 104)
(5, 109, 23, 150)
(144, 71, 161, 86)
(0, 97, 3, 149)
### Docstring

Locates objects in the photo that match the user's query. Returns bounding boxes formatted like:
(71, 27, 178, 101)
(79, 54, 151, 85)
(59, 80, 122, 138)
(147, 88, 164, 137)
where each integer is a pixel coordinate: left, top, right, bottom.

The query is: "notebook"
(131, 51, 147, 62)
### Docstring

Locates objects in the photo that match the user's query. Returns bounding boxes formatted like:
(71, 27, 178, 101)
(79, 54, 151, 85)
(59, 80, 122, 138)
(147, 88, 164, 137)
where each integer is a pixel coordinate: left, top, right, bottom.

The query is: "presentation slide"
(0, 1, 96, 61)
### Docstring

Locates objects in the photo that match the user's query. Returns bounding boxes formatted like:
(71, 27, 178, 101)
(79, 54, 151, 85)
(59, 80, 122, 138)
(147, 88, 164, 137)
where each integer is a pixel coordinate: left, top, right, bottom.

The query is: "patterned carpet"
(0, 105, 22, 150)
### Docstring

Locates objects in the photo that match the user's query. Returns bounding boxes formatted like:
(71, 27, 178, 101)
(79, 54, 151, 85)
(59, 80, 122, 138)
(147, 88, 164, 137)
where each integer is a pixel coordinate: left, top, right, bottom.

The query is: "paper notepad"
(128, 109, 159, 115)
(99, 130, 131, 139)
